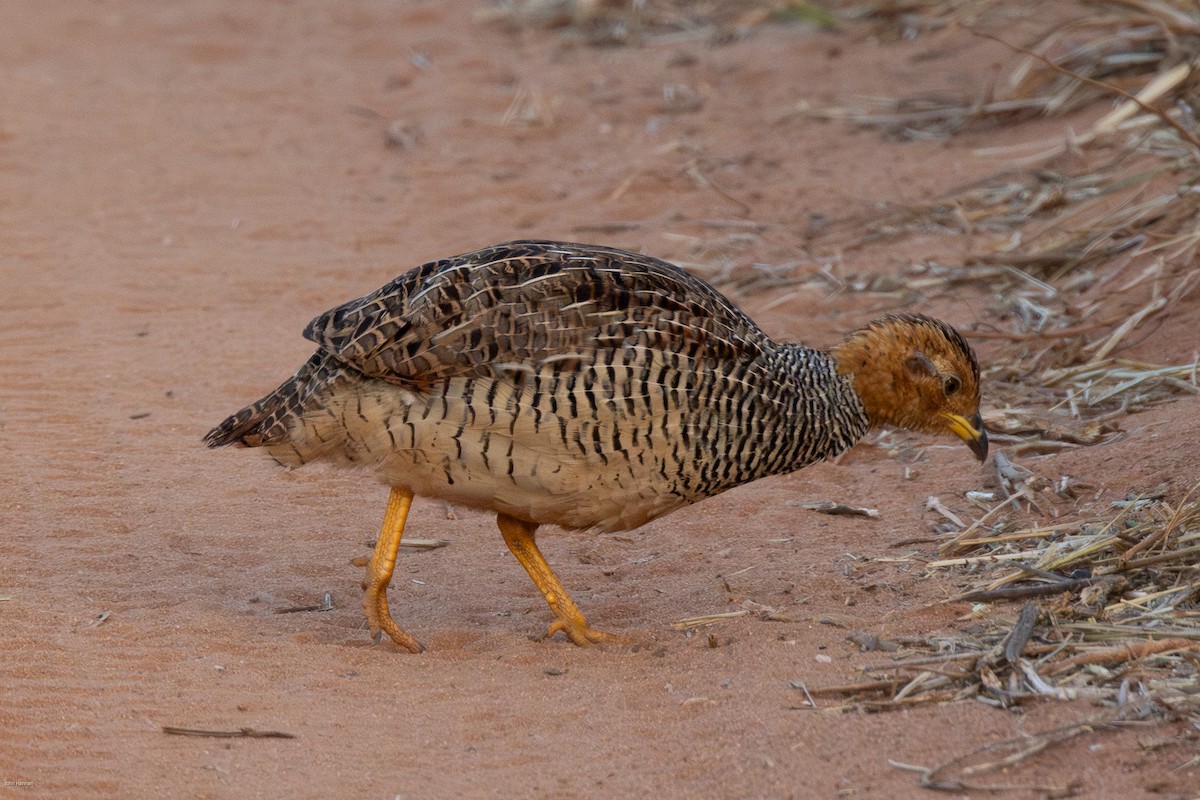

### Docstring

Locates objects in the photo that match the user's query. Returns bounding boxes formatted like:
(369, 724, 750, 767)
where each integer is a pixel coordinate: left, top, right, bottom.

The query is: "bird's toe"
(545, 616, 631, 647)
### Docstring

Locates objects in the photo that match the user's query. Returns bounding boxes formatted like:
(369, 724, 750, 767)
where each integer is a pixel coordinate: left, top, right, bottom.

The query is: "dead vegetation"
(816, 2, 1200, 141)
(808, 483, 1200, 751)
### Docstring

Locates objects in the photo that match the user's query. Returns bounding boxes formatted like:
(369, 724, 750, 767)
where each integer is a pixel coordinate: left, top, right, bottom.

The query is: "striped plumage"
(206, 240, 986, 651)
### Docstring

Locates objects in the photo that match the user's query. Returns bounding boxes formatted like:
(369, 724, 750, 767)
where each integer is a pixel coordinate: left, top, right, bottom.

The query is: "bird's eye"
(944, 375, 962, 396)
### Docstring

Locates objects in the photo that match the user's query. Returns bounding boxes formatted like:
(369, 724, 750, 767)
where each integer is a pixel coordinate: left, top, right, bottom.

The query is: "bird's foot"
(362, 579, 425, 653)
(360, 486, 424, 653)
(545, 615, 631, 647)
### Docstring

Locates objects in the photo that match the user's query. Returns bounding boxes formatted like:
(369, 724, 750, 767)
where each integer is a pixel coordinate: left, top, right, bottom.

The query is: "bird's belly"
(338, 376, 694, 532)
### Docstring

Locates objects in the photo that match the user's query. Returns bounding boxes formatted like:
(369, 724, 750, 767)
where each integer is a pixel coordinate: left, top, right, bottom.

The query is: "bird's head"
(831, 313, 987, 461)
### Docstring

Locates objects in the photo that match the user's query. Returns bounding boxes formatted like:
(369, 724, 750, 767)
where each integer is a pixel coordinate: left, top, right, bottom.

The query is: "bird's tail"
(203, 352, 330, 452)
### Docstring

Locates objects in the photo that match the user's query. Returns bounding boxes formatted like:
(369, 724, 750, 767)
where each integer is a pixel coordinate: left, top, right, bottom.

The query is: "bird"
(205, 240, 987, 652)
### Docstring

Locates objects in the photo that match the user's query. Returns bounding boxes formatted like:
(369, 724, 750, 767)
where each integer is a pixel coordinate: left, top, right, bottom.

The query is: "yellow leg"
(361, 487, 424, 653)
(497, 513, 626, 646)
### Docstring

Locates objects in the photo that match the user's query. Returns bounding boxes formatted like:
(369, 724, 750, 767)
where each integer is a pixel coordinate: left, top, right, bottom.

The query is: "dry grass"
(820, 0, 1200, 139)
(815, 485, 1200, 728)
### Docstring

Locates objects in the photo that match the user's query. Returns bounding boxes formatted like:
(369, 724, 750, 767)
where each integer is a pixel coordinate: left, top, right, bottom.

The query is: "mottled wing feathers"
(302, 241, 769, 385)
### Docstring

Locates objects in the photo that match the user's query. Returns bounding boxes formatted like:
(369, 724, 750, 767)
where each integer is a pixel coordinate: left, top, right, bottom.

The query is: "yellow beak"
(942, 411, 988, 462)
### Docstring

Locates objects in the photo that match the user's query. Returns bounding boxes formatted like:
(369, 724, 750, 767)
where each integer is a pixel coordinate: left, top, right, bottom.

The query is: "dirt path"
(3, 2, 1197, 798)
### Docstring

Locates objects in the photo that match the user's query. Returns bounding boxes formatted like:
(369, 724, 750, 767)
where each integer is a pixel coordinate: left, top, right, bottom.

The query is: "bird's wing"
(302, 240, 769, 384)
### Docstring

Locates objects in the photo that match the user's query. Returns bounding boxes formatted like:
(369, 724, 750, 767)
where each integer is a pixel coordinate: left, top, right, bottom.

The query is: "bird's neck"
(772, 344, 870, 468)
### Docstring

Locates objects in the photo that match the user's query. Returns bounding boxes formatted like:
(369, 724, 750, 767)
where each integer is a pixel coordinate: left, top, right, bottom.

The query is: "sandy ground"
(3, 2, 1199, 798)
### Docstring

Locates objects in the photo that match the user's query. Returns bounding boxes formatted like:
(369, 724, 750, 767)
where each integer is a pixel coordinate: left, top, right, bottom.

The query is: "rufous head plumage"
(831, 313, 987, 461)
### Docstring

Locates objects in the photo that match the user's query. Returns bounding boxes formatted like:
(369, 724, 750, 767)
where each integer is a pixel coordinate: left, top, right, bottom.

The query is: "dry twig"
(162, 726, 296, 739)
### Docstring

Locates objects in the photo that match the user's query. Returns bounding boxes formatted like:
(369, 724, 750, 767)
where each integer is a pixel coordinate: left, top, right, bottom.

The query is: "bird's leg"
(361, 486, 424, 653)
(496, 513, 626, 646)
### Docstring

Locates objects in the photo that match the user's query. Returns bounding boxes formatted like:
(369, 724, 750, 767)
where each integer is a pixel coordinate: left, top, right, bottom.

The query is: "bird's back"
(303, 240, 769, 383)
